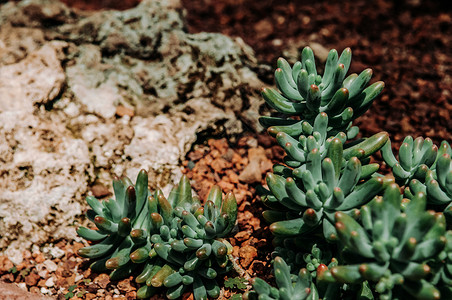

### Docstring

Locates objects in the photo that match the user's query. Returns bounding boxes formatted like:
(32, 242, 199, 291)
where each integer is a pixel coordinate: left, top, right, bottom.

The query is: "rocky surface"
(0, 0, 263, 264)
(0, 282, 51, 299)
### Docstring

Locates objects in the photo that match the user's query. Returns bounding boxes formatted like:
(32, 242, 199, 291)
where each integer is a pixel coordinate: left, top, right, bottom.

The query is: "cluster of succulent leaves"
(77, 171, 237, 300)
(249, 46, 452, 299)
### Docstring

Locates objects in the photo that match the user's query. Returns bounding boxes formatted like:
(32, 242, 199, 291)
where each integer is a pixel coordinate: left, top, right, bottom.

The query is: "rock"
(254, 19, 274, 40)
(0, 43, 91, 264)
(41, 244, 65, 259)
(42, 260, 58, 273)
(94, 273, 111, 289)
(0, 282, 51, 299)
(44, 276, 55, 287)
(238, 158, 262, 184)
(25, 272, 41, 286)
(238, 147, 272, 184)
(116, 105, 134, 117)
(0, 41, 66, 112)
(120, 98, 233, 189)
(91, 184, 111, 198)
(0, 0, 265, 261)
(0, 24, 45, 66)
(238, 245, 258, 268)
(309, 42, 330, 63)
(0, 257, 14, 272)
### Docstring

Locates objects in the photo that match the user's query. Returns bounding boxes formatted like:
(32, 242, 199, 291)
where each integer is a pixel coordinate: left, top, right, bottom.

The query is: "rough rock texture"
(0, 41, 92, 262)
(0, 282, 52, 299)
(0, 0, 263, 263)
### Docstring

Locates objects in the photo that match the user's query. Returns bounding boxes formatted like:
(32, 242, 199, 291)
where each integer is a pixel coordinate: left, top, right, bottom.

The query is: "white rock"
(42, 260, 58, 272)
(42, 244, 65, 259)
(44, 277, 55, 287)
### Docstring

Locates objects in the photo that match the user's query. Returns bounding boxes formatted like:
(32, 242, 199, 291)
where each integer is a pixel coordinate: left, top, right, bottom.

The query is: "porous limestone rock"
(0, 42, 92, 263)
(0, 0, 264, 263)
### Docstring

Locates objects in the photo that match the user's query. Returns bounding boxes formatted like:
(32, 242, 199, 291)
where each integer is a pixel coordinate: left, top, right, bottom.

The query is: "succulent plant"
(78, 172, 237, 300)
(272, 112, 347, 168)
(318, 184, 446, 299)
(77, 169, 150, 279)
(404, 142, 452, 202)
(244, 254, 344, 300)
(262, 133, 389, 241)
(430, 231, 452, 298)
(259, 46, 384, 137)
(137, 183, 237, 300)
(244, 256, 320, 300)
(272, 244, 335, 280)
(381, 136, 438, 185)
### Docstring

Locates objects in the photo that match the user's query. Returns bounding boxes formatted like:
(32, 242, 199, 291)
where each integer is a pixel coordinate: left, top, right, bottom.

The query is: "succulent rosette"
(262, 133, 389, 242)
(77, 169, 150, 279)
(77, 173, 237, 300)
(260, 46, 384, 138)
(318, 184, 446, 299)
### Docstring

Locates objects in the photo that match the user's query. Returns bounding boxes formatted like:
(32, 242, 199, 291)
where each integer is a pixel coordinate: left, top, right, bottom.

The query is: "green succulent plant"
(271, 244, 335, 280)
(400, 141, 452, 227)
(273, 112, 347, 168)
(318, 184, 446, 299)
(244, 255, 344, 300)
(262, 133, 389, 241)
(259, 46, 384, 137)
(77, 169, 150, 279)
(381, 136, 438, 185)
(404, 143, 452, 204)
(274, 112, 388, 169)
(138, 184, 237, 300)
(430, 231, 452, 298)
(77, 172, 237, 300)
(244, 44, 452, 300)
(244, 256, 319, 300)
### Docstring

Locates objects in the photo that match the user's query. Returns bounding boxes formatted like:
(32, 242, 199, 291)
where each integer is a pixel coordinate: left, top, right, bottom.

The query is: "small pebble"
(17, 282, 27, 290)
(45, 245, 65, 258)
(45, 276, 55, 287)
(43, 259, 58, 272)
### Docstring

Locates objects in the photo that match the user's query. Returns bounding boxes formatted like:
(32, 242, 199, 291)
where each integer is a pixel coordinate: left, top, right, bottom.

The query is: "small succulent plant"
(404, 142, 452, 204)
(244, 257, 319, 300)
(77, 172, 237, 300)
(139, 185, 237, 300)
(318, 184, 446, 299)
(77, 169, 150, 279)
(259, 46, 384, 137)
(271, 244, 334, 279)
(381, 136, 438, 185)
(244, 254, 342, 300)
(272, 112, 347, 168)
(262, 133, 389, 241)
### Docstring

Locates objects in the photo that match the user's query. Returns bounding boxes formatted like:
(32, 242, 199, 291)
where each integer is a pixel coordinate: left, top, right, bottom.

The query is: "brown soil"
(1, 0, 452, 299)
